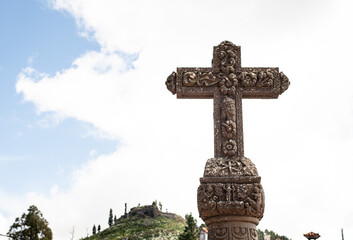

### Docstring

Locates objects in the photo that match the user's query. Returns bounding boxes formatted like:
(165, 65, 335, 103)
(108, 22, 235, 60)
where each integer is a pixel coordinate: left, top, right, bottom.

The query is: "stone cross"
(166, 41, 290, 240)
(166, 41, 289, 160)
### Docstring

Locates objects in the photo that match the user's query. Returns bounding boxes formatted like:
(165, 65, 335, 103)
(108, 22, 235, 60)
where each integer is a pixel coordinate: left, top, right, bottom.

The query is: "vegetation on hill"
(81, 202, 291, 240)
(83, 215, 186, 240)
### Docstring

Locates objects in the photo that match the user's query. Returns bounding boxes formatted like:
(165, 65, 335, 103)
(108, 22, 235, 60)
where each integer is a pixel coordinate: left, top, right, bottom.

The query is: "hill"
(82, 205, 186, 240)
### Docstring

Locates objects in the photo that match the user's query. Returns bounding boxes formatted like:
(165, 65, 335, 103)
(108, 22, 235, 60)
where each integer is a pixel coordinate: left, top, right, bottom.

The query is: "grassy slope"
(83, 215, 186, 240)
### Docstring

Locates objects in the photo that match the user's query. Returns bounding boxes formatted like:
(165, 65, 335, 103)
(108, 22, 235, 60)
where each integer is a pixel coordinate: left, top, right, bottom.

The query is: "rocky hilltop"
(83, 205, 186, 240)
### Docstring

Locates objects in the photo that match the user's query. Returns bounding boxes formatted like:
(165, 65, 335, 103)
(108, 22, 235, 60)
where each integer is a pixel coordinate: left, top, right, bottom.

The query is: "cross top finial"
(166, 41, 289, 159)
(212, 40, 241, 73)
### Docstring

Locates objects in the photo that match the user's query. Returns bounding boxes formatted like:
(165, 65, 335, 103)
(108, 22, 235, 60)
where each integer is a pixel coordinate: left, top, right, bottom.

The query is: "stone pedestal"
(197, 157, 264, 240)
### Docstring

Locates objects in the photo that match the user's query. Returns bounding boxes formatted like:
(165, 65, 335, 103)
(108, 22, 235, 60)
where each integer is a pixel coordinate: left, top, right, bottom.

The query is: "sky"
(1, 0, 353, 239)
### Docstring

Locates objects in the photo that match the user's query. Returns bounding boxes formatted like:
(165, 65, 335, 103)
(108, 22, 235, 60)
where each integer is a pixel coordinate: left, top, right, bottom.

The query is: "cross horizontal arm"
(166, 67, 289, 99)
(239, 67, 289, 98)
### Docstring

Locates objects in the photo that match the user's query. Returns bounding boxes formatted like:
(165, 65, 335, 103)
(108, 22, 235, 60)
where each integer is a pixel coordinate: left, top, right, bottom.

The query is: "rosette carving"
(166, 72, 176, 94)
(219, 73, 238, 96)
(239, 72, 257, 87)
(223, 140, 237, 157)
(183, 71, 219, 86)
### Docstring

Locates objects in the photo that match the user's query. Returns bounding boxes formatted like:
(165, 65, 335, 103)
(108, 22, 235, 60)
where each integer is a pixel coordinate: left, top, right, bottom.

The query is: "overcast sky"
(1, 0, 353, 239)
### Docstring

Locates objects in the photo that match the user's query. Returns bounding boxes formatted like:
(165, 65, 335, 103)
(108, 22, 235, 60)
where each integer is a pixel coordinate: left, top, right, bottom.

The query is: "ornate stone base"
(197, 157, 264, 240)
(206, 216, 258, 240)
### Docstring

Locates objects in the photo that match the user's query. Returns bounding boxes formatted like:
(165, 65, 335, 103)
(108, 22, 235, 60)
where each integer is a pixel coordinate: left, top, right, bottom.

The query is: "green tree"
(178, 213, 199, 240)
(7, 205, 53, 240)
(92, 225, 96, 235)
(114, 215, 117, 225)
(97, 225, 101, 233)
(257, 229, 265, 240)
(108, 209, 113, 227)
(124, 203, 127, 217)
(158, 201, 163, 211)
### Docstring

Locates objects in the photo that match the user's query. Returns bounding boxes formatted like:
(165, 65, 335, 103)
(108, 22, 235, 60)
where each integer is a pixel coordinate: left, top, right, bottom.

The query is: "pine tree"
(92, 225, 96, 235)
(8, 205, 53, 240)
(178, 213, 199, 240)
(97, 225, 101, 233)
(158, 201, 163, 211)
(114, 215, 117, 225)
(124, 203, 127, 217)
(108, 209, 113, 227)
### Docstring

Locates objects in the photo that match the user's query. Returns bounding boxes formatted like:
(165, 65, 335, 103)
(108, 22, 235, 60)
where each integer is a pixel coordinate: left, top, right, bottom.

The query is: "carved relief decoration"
(203, 157, 259, 178)
(257, 69, 275, 87)
(221, 96, 237, 157)
(221, 97, 236, 122)
(219, 73, 238, 96)
(223, 140, 237, 157)
(208, 227, 258, 240)
(183, 71, 219, 87)
(213, 41, 240, 74)
(210, 227, 229, 240)
(222, 120, 236, 139)
(166, 72, 176, 94)
(249, 228, 258, 240)
(232, 227, 248, 240)
(197, 182, 265, 220)
(180, 69, 283, 94)
(239, 72, 257, 87)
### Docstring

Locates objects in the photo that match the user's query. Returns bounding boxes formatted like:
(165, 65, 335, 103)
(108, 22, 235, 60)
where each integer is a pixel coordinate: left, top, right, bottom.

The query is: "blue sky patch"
(0, 0, 117, 194)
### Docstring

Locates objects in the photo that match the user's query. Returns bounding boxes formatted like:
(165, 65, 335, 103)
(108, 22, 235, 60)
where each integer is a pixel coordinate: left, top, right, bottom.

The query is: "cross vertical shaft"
(213, 90, 244, 159)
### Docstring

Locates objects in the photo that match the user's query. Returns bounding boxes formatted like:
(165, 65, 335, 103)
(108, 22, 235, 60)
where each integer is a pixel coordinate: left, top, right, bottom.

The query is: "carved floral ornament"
(214, 41, 239, 75)
(239, 72, 257, 87)
(223, 140, 237, 157)
(181, 69, 278, 94)
(183, 71, 219, 87)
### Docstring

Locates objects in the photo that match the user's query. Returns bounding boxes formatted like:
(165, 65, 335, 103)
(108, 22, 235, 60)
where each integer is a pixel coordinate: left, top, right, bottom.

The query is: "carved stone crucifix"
(166, 41, 289, 160)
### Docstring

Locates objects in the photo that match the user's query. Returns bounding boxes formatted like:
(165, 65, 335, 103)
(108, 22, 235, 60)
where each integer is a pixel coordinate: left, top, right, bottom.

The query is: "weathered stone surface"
(165, 41, 289, 240)
(203, 157, 258, 178)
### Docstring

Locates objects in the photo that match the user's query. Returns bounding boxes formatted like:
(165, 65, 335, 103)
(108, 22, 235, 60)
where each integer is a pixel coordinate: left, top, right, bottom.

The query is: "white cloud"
(6, 0, 353, 240)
